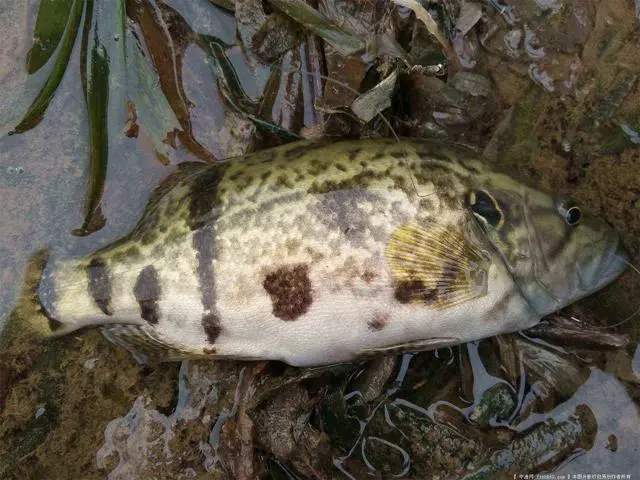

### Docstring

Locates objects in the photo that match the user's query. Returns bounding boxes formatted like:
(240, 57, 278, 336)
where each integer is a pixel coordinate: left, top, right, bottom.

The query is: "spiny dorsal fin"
(385, 222, 491, 309)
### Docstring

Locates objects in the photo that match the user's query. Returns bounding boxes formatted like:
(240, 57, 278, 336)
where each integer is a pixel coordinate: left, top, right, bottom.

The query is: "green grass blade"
(12, 0, 84, 134)
(73, 0, 127, 236)
(26, 0, 75, 74)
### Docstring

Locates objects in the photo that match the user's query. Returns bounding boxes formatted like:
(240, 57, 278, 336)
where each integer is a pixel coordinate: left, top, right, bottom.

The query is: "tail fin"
(2, 249, 61, 347)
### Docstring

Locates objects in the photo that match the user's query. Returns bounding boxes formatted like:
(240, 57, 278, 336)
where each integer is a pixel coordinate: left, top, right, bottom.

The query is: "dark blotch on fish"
(133, 265, 162, 325)
(263, 264, 313, 321)
(202, 313, 222, 344)
(284, 141, 326, 159)
(368, 311, 390, 331)
(193, 225, 216, 313)
(362, 270, 377, 283)
(87, 257, 113, 315)
(394, 279, 437, 305)
(193, 224, 222, 344)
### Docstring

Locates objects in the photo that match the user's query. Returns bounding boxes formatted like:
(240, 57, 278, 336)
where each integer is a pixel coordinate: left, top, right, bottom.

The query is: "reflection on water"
(1, 0, 640, 478)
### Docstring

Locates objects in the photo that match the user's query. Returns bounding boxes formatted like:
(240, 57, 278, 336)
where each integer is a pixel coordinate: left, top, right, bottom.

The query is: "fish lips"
(577, 235, 629, 294)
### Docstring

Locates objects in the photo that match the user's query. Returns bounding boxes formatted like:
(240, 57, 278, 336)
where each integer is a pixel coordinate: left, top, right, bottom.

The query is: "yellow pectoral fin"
(385, 222, 491, 309)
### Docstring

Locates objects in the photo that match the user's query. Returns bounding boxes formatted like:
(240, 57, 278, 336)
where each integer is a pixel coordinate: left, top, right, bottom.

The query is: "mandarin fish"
(12, 139, 628, 366)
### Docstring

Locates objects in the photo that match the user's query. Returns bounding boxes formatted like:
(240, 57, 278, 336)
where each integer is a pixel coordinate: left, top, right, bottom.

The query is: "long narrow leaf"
(267, 0, 364, 57)
(202, 38, 300, 140)
(12, 0, 84, 134)
(124, 23, 182, 161)
(27, 0, 75, 74)
(73, 0, 127, 236)
(128, 0, 215, 161)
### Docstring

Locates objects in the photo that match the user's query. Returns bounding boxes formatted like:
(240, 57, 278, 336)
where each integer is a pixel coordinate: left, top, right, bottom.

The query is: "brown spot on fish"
(275, 174, 295, 188)
(389, 150, 406, 159)
(309, 157, 330, 176)
(163, 196, 182, 218)
(394, 279, 437, 305)
(336, 163, 348, 172)
(362, 270, 377, 284)
(87, 258, 113, 315)
(368, 311, 390, 331)
(419, 197, 436, 211)
(391, 174, 408, 190)
(202, 313, 222, 344)
(263, 264, 313, 321)
(134, 265, 162, 324)
(140, 230, 158, 245)
(285, 237, 302, 254)
(348, 148, 362, 160)
(284, 140, 326, 159)
(415, 145, 452, 164)
(254, 148, 276, 164)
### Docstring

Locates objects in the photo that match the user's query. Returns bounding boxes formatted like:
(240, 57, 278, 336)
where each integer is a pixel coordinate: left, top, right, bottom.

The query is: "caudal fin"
(3, 249, 61, 345)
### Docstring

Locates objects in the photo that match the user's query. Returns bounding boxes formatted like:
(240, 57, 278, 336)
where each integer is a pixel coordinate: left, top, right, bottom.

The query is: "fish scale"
(16, 139, 628, 366)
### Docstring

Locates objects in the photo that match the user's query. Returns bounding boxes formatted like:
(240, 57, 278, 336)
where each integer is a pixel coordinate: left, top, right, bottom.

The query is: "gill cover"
(467, 177, 625, 316)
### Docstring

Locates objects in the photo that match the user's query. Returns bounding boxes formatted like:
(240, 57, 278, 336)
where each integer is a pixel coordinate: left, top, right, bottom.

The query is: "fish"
(10, 138, 629, 366)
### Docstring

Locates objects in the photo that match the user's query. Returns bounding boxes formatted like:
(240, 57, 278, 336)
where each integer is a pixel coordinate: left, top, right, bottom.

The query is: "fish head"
(467, 172, 628, 315)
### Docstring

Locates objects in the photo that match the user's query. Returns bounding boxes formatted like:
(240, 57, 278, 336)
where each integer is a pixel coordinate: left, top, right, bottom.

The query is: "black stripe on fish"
(133, 265, 162, 325)
(187, 165, 226, 230)
(87, 257, 113, 315)
(193, 225, 222, 343)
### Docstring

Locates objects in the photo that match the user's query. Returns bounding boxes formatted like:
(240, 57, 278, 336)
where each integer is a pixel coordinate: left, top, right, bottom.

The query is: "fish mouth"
(579, 235, 629, 293)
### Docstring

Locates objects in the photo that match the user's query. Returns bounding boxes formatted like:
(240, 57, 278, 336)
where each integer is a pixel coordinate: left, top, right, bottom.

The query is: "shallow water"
(1, 0, 640, 478)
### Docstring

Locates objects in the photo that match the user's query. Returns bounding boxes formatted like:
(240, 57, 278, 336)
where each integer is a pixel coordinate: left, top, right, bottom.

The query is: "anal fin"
(357, 337, 460, 358)
(101, 324, 205, 363)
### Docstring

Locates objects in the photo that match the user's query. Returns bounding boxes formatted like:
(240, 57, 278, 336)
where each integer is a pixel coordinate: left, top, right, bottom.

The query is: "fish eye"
(562, 206, 581, 226)
(468, 190, 504, 228)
